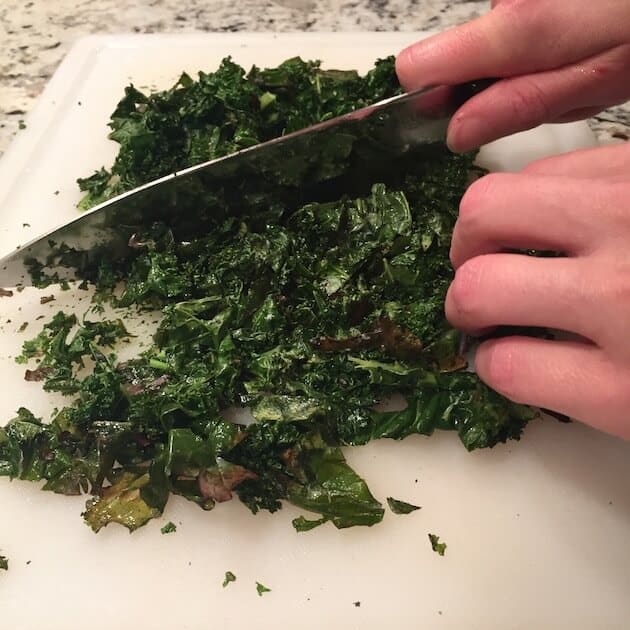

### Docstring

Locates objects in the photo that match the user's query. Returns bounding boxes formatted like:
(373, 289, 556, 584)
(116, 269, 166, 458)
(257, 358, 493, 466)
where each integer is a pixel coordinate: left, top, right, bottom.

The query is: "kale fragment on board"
(428, 533, 447, 556)
(387, 497, 421, 514)
(161, 521, 177, 534)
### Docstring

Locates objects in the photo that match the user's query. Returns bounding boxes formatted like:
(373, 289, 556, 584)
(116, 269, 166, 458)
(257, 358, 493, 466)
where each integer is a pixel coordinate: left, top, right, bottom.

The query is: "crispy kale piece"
(160, 521, 177, 534)
(429, 533, 447, 556)
(1, 56, 539, 533)
(292, 515, 329, 532)
(223, 571, 236, 587)
(387, 497, 421, 514)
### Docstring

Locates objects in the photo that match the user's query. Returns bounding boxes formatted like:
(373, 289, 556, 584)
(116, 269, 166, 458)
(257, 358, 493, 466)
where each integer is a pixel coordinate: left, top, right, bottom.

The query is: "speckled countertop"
(1, 0, 629, 154)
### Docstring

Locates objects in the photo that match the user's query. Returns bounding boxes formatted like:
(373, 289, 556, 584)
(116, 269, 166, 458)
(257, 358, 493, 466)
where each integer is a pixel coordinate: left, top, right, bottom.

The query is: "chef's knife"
(0, 80, 491, 288)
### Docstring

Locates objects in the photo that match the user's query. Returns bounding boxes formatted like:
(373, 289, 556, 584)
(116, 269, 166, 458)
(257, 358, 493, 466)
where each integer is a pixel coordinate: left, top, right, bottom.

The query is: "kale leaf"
(428, 533, 447, 556)
(160, 521, 177, 534)
(387, 497, 421, 514)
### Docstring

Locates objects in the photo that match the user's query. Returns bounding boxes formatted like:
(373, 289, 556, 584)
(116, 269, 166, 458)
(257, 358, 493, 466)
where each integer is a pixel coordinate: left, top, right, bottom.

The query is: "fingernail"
(395, 46, 421, 89)
(447, 114, 482, 153)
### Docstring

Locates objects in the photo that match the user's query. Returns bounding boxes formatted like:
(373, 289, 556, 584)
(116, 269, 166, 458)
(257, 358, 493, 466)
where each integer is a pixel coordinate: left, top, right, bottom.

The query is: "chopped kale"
(292, 515, 329, 532)
(387, 497, 421, 514)
(223, 571, 236, 587)
(256, 581, 271, 596)
(160, 521, 177, 534)
(428, 533, 447, 556)
(0, 55, 539, 534)
(0, 554, 7, 571)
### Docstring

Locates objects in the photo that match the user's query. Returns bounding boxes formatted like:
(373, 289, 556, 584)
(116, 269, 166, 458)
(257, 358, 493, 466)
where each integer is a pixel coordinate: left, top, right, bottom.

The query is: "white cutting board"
(0, 33, 627, 630)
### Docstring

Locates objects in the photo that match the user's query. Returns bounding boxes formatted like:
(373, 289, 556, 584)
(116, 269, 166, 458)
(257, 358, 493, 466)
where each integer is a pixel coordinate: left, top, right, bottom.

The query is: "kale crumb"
(26, 560, 31, 565)
(18, 322, 28, 333)
(222, 571, 236, 587)
(0, 555, 8, 571)
(160, 521, 177, 534)
(0, 288, 13, 298)
(256, 582, 271, 596)
(428, 533, 447, 556)
(353, 601, 361, 607)
(292, 515, 329, 532)
(22, 223, 30, 228)
(387, 497, 421, 514)
(53, 190, 59, 195)
(40, 295, 55, 305)
(18, 120, 26, 130)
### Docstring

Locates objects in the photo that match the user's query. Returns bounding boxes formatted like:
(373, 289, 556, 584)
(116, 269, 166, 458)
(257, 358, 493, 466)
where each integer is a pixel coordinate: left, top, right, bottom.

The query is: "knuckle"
(603, 264, 630, 304)
(507, 77, 554, 124)
(607, 181, 630, 225)
(496, 0, 545, 24)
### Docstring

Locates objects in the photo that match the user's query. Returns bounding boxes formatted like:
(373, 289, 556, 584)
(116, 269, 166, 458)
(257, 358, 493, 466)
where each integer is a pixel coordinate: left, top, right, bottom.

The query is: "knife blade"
(0, 80, 490, 288)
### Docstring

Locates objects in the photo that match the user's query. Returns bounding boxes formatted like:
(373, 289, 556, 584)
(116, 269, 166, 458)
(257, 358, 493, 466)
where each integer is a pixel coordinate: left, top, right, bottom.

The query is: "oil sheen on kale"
(0, 56, 538, 533)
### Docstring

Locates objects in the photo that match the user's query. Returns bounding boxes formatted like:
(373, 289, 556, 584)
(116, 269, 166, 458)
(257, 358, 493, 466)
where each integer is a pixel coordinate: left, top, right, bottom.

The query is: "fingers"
(396, 1, 630, 90)
(445, 254, 597, 340)
(446, 45, 630, 151)
(474, 336, 630, 438)
(522, 143, 630, 179)
(449, 173, 601, 269)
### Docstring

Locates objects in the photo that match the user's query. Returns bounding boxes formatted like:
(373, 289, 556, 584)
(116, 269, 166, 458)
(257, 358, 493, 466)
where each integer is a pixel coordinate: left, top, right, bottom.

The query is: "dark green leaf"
(428, 533, 447, 556)
(386, 497, 421, 514)
(292, 515, 329, 532)
(160, 521, 177, 534)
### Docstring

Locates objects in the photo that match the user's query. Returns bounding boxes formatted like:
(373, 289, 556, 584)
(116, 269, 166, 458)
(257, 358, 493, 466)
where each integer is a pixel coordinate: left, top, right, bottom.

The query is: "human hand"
(445, 143, 630, 438)
(396, 0, 630, 152)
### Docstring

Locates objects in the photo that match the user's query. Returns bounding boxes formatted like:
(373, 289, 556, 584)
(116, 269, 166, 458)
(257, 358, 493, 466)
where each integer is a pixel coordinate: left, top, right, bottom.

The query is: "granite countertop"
(1, 0, 629, 154)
